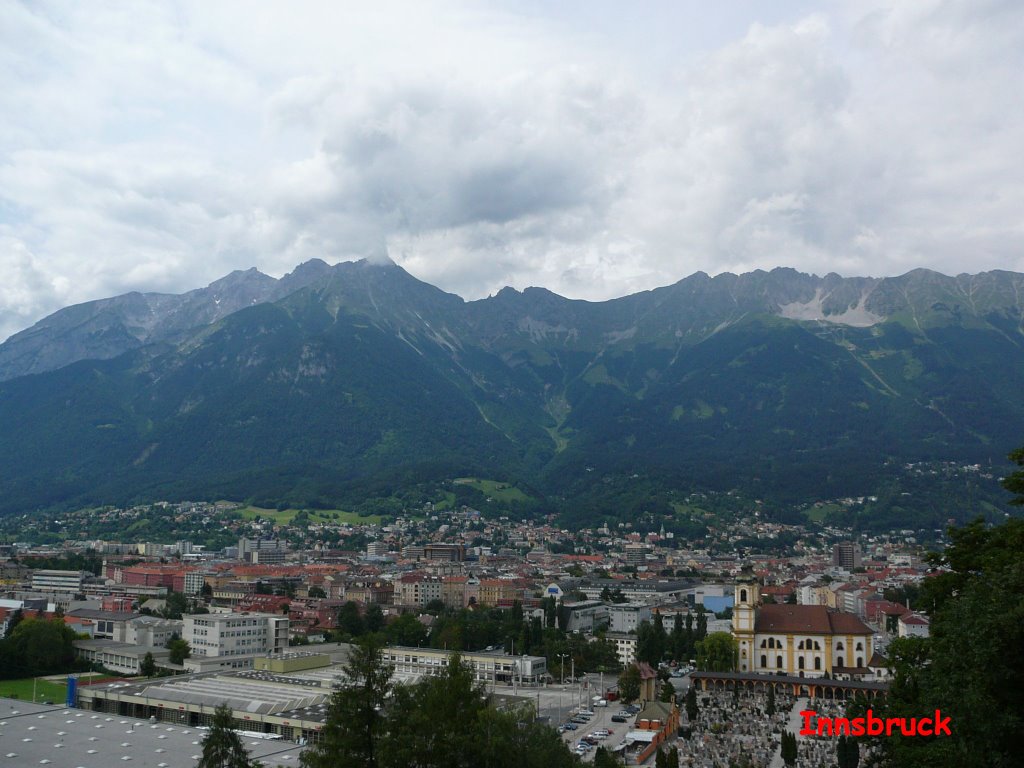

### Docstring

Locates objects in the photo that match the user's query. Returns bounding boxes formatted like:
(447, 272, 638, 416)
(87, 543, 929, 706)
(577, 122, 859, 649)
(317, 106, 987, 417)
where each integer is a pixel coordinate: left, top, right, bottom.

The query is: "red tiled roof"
(636, 661, 658, 680)
(754, 604, 871, 635)
(900, 613, 929, 625)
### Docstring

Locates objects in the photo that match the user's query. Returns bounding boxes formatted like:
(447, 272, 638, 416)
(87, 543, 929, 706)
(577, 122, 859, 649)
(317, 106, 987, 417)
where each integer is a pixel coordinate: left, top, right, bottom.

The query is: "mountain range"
(1, 259, 1023, 531)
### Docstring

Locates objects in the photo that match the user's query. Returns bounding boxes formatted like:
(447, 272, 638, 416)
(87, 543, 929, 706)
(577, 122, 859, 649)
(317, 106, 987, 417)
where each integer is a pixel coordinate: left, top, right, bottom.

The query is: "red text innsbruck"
(799, 709, 951, 737)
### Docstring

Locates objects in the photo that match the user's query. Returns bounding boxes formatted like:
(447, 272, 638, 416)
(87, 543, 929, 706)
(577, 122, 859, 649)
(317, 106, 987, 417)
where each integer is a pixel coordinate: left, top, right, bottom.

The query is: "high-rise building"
(832, 541, 863, 569)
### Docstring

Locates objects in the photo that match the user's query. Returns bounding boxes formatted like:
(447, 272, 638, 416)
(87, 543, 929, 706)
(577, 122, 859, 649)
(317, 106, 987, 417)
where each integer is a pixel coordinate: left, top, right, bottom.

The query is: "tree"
(659, 679, 675, 703)
(1004, 446, 1024, 504)
(6, 608, 23, 636)
(200, 582, 213, 598)
(365, 603, 385, 634)
(471, 703, 578, 768)
(140, 652, 157, 677)
(636, 620, 665, 666)
(301, 634, 393, 768)
(618, 664, 641, 704)
(860, 514, 1024, 768)
(669, 613, 684, 661)
(167, 637, 191, 665)
(766, 683, 775, 716)
(308, 585, 327, 599)
(780, 730, 797, 766)
(836, 734, 859, 768)
(161, 591, 189, 620)
(196, 703, 255, 768)
(337, 601, 365, 638)
(695, 632, 737, 672)
(600, 586, 612, 602)
(385, 612, 428, 647)
(685, 686, 698, 723)
(6, 618, 78, 676)
(381, 654, 488, 767)
(593, 746, 624, 768)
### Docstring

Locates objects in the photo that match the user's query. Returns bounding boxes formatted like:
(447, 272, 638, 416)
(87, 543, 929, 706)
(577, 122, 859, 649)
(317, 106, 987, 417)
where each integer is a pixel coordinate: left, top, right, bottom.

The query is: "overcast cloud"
(1, 0, 1023, 340)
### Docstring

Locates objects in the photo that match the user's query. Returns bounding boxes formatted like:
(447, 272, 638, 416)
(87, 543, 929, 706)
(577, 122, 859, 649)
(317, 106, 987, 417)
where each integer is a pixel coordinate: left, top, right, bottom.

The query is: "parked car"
(611, 714, 628, 723)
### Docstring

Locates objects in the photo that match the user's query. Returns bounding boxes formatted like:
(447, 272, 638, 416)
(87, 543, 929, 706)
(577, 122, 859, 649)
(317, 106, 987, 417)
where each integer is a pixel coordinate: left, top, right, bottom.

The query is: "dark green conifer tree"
(196, 704, 255, 768)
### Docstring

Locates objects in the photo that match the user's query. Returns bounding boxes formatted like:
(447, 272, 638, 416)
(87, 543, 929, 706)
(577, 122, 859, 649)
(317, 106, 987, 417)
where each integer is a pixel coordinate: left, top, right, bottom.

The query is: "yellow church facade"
(733, 577, 873, 677)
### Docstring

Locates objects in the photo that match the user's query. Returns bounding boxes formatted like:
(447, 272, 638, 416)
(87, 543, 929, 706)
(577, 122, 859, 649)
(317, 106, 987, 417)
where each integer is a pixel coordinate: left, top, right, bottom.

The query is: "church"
(732, 572, 873, 678)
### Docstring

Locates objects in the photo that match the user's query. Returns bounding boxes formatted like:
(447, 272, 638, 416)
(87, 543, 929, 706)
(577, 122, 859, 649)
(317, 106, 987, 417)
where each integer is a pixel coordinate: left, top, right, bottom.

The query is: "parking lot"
(555, 699, 635, 761)
(481, 675, 629, 760)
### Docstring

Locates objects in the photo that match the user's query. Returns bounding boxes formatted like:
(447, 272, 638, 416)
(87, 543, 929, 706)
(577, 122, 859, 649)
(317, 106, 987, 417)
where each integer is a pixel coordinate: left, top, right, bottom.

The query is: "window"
(814, 657, 821, 670)
(740, 589, 748, 603)
(776, 656, 782, 669)
(761, 655, 767, 668)
(798, 657, 805, 670)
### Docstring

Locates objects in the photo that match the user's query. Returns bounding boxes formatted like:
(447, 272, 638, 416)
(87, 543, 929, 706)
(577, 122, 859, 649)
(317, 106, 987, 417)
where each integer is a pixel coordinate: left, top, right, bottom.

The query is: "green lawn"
(671, 502, 710, 518)
(453, 478, 532, 504)
(236, 506, 384, 526)
(803, 503, 841, 523)
(432, 491, 457, 511)
(0, 677, 67, 703)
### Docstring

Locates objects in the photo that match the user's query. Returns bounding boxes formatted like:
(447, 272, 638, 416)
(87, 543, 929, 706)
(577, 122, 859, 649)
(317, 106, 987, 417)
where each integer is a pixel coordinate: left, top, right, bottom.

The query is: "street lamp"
(558, 653, 569, 686)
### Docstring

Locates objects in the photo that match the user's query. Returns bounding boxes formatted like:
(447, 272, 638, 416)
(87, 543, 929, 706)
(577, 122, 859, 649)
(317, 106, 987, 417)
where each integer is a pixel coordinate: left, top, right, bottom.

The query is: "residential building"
(396, 574, 444, 607)
(606, 631, 638, 667)
(898, 613, 930, 638)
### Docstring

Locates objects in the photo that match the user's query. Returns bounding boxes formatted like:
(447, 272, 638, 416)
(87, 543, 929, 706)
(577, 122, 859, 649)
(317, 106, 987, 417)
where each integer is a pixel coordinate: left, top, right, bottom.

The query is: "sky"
(1, 0, 1023, 341)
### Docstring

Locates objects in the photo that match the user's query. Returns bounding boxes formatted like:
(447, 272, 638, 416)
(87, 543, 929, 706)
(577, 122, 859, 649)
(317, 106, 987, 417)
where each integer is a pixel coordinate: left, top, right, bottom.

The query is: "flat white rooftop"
(0, 700, 304, 768)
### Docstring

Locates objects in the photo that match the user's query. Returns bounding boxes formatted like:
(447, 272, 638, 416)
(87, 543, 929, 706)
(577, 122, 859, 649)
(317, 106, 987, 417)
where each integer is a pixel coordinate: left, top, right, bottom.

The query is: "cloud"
(0, 0, 1022, 339)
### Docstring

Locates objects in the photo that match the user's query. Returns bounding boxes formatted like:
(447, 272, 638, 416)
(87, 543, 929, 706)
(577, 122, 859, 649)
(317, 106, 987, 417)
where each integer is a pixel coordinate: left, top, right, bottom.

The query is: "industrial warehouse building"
(74, 644, 545, 744)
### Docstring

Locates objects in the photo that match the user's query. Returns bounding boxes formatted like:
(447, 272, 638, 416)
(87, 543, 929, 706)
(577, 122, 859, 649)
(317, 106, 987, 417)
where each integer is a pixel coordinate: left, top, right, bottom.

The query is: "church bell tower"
(733, 566, 759, 672)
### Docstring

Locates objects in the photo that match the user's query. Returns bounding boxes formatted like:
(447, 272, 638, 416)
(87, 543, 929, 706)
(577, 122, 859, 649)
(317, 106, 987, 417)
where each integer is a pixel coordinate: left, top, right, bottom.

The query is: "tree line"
(197, 635, 580, 768)
(0, 614, 82, 680)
